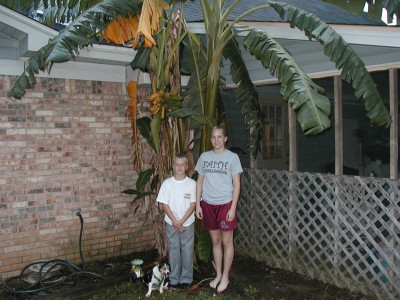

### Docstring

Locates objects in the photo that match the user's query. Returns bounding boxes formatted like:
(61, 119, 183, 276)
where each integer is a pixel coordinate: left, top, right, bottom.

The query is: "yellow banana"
(147, 93, 160, 102)
(150, 105, 160, 115)
(161, 106, 166, 119)
(147, 91, 165, 103)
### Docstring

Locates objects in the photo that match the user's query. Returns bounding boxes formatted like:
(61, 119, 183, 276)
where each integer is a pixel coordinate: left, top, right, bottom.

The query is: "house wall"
(0, 75, 156, 279)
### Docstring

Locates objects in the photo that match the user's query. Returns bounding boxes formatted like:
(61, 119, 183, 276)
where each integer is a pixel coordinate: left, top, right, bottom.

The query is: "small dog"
(143, 262, 170, 297)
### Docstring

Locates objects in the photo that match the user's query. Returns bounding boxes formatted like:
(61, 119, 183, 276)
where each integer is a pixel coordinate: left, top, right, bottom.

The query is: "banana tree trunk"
(201, 65, 220, 151)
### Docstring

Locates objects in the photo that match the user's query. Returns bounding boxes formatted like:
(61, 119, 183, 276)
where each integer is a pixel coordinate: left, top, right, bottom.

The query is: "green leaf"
(121, 189, 140, 195)
(137, 117, 156, 152)
(244, 29, 331, 135)
(195, 219, 212, 262)
(168, 108, 215, 126)
(269, 2, 391, 128)
(223, 34, 262, 158)
(9, 0, 143, 99)
(181, 33, 208, 124)
(123, 190, 155, 203)
(136, 168, 155, 191)
(181, 31, 213, 159)
(130, 47, 151, 72)
(121, 168, 155, 203)
(68, 0, 80, 9)
(150, 115, 161, 154)
(0, 0, 115, 26)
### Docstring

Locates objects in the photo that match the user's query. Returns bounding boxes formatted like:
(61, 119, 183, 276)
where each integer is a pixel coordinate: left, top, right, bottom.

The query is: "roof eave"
(187, 21, 400, 48)
(0, 4, 136, 66)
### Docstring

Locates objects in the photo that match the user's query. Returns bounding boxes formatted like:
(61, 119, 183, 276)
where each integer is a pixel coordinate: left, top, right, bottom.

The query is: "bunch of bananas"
(147, 90, 183, 119)
(148, 91, 164, 116)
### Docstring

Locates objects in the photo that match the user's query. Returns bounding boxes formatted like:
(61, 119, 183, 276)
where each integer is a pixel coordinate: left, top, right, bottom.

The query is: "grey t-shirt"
(195, 149, 243, 205)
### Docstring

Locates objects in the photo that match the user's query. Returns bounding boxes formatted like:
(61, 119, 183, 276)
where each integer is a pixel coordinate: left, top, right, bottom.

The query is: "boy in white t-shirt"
(156, 153, 196, 289)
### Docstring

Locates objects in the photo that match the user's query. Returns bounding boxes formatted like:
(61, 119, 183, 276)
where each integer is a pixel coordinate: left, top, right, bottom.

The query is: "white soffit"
(0, 5, 52, 53)
(187, 22, 400, 48)
(2, 58, 128, 82)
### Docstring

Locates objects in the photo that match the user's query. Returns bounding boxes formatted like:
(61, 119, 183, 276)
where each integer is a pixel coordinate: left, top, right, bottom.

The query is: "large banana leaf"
(0, 0, 115, 25)
(323, 0, 400, 23)
(244, 29, 331, 135)
(181, 32, 208, 121)
(223, 34, 262, 158)
(180, 32, 209, 158)
(9, 0, 143, 99)
(269, 2, 391, 128)
(167, 107, 214, 125)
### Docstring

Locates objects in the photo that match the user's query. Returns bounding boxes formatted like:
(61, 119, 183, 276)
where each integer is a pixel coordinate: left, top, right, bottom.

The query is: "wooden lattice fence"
(236, 169, 400, 300)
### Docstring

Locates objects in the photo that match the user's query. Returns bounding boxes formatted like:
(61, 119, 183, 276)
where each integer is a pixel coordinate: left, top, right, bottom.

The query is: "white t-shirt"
(156, 176, 196, 226)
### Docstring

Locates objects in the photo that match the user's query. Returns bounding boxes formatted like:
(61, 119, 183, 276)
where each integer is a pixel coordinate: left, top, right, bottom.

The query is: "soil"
(0, 250, 377, 300)
(218, 256, 376, 300)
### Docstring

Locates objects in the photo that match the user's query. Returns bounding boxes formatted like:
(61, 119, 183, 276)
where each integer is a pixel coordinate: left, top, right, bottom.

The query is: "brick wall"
(0, 75, 156, 279)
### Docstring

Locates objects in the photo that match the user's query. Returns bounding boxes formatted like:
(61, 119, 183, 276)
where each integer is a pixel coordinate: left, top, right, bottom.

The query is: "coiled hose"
(0, 209, 104, 296)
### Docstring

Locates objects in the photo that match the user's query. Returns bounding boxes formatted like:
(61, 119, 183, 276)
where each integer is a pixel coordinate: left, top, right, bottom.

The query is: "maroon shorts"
(201, 200, 237, 231)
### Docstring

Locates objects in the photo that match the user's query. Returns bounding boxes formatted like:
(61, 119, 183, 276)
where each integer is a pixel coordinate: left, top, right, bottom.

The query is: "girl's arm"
(196, 174, 204, 219)
(227, 173, 241, 221)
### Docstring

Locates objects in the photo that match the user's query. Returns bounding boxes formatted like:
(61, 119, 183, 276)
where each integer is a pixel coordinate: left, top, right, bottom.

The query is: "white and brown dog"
(143, 262, 170, 297)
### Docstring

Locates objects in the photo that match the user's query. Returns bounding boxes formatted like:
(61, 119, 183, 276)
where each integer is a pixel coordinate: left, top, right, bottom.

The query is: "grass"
(88, 280, 257, 300)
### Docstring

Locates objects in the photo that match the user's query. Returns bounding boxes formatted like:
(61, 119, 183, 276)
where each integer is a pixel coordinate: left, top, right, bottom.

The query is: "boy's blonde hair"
(173, 152, 188, 164)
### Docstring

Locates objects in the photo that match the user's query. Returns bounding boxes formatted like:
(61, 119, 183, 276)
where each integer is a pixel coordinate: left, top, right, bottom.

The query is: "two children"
(157, 126, 242, 293)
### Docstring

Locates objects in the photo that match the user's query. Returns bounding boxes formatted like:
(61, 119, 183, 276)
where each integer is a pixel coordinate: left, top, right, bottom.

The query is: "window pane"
(262, 105, 283, 159)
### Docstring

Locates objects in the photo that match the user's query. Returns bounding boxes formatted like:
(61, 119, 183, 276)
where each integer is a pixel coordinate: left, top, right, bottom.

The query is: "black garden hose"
(0, 210, 103, 296)
(76, 208, 85, 270)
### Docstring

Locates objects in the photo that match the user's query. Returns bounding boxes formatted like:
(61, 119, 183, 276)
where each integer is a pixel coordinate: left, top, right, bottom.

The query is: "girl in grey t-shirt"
(195, 126, 242, 293)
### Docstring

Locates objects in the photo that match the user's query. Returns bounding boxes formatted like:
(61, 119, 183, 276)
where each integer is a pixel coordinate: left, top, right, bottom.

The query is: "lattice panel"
(238, 170, 292, 269)
(236, 169, 400, 300)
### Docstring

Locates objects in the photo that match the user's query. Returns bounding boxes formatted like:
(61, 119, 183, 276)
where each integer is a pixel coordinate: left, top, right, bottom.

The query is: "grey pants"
(165, 222, 194, 285)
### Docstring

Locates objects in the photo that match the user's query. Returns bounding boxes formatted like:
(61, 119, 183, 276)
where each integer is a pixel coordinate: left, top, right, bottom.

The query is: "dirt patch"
(224, 256, 376, 299)
(0, 251, 376, 300)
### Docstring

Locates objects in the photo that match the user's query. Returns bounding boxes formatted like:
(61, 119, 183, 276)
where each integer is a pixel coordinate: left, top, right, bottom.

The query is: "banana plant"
(2, 0, 392, 153)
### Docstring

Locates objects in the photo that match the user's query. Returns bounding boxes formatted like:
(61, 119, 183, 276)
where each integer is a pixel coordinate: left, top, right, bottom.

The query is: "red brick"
(0, 76, 156, 279)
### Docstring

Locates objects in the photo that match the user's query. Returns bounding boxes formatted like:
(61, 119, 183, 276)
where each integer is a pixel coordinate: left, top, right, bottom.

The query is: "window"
(262, 105, 283, 159)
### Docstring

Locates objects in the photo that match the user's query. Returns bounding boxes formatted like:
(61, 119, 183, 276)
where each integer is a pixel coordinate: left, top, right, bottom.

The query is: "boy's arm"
(173, 181, 197, 229)
(162, 203, 182, 231)
(176, 202, 196, 227)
